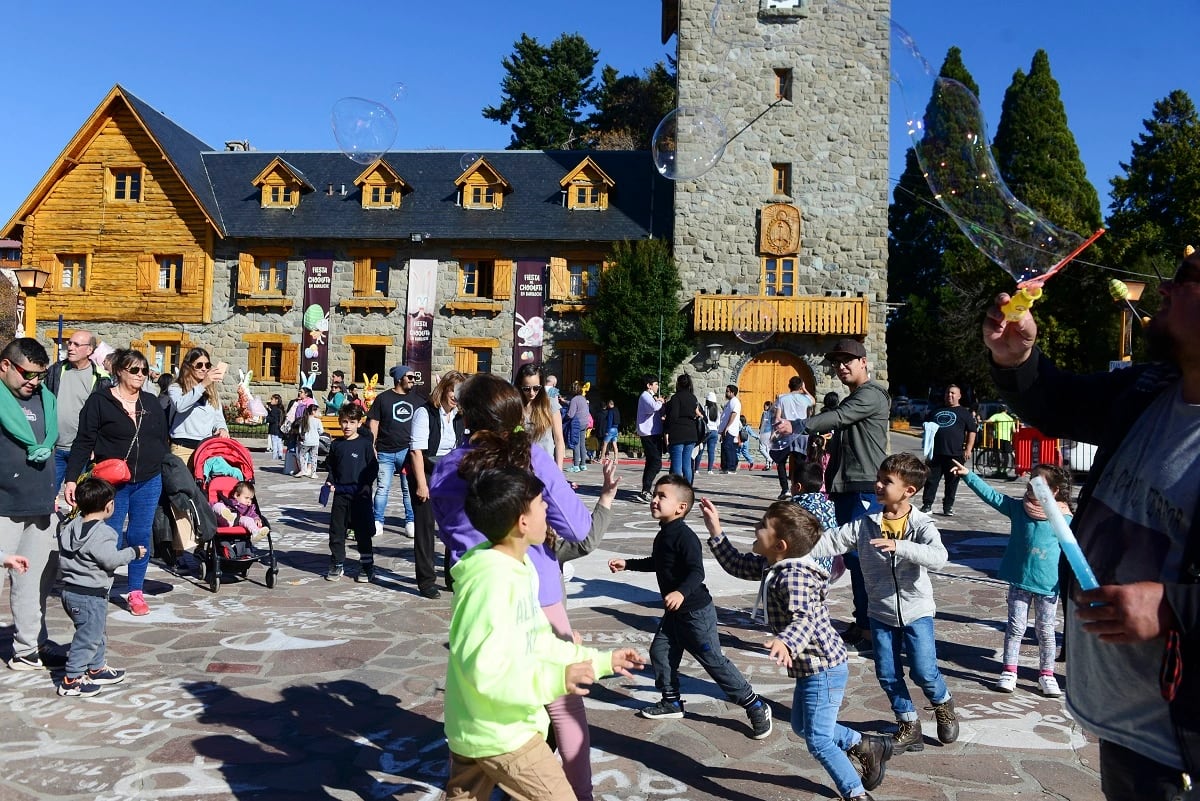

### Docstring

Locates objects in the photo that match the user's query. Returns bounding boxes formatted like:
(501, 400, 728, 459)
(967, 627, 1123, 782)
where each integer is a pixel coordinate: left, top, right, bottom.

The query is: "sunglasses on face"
(191, 361, 212, 370)
(66, 341, 92, 349)
(10, 365, 47, 381)
(829, 356, 859, 366)
(520, 385, 541, 394)
(124, 366, 149, 375)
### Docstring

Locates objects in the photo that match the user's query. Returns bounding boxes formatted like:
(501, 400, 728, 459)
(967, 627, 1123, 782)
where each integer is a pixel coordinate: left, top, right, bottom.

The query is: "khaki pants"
(445, 735, 574, 801)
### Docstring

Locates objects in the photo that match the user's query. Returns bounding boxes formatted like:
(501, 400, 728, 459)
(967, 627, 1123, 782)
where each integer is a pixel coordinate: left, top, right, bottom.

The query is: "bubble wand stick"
(1029, 475, 1099, 591)
(1001, 228, 1106, 321)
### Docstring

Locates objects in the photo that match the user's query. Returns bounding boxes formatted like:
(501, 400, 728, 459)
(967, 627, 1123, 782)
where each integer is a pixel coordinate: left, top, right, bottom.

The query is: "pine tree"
(588, 59, 677, 150)
(582, 239, 692, 401)
(992, 50, 1112, 373)
(482, 34, 599, 150)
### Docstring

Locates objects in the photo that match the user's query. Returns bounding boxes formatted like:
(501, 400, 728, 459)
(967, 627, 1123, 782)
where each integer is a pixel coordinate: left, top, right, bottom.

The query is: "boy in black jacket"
(323, 406, 378, 582)
(609, 474, 771, 739)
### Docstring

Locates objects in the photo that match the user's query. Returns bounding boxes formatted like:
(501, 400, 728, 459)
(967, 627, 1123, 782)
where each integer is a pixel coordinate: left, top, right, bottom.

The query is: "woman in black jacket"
(65, 349, 169, 616)
(662, 373, 702, 485)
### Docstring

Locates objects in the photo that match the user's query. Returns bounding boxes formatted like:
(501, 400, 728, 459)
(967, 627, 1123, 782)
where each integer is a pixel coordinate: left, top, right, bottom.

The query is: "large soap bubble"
(890, 21, 1100, 284)
(331, 97, 398, 165)
(731, 299, 776, 345)
(652, 107, 729, 181)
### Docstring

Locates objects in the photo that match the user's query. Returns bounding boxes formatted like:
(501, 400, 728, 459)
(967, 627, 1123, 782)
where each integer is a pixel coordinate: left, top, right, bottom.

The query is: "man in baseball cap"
(825, 338, 867, 362)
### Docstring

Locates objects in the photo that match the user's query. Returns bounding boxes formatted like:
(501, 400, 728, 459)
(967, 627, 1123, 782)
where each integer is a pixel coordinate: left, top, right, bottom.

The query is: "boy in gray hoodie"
(56, 478, 143, 697)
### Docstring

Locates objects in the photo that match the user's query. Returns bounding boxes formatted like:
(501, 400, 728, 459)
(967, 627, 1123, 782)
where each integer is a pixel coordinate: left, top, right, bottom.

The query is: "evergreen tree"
(1107, 90, 1200, 278)
(589, 59, 677, 150)
(482, 34, 599, 150)
(992, 50, 1112, 373)
(582, 239, 692, 401)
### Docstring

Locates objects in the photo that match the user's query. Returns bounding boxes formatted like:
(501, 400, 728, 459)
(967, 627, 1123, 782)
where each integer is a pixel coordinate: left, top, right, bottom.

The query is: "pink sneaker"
(127, 591, 150, 616)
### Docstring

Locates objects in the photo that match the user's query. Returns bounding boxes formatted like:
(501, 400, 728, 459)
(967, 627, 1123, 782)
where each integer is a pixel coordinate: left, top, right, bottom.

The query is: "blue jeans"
(791, 662, 866, 799)
(61, 589, 108, 676)
(870, 615, 950, 721)
(668, 442, 695, 484)
(570, 419, 586, 468)
(373, 449, 413, 525)
(720, 433, 738, 472)
(649, 604, 753, 704)
(54, 448, 72, 492)
(832, 491, 881, 629)
(111, 474, 162, 593)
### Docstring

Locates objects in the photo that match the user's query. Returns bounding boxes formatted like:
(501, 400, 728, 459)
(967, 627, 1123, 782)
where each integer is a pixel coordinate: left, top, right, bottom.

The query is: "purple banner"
(303, 258, 333, 391)
(512, 258, 546, 377)
(405, 258, 438, 387)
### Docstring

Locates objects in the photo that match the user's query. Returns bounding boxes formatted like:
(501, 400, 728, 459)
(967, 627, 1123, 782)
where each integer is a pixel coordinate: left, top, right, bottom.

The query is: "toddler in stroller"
(212, 481, 270, 543)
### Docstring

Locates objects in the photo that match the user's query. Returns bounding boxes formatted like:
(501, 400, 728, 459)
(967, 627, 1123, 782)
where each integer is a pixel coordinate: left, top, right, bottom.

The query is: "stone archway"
(736, 350, 814, 425)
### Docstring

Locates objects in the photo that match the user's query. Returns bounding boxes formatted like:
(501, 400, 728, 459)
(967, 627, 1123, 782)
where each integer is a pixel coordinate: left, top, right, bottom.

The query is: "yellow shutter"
(453, 347, 471, 374)
(280, 342, 300, 385)
(548, 257, 569, 301)
(353, 257, 371, 296)
(181, 253, 201, 294)
(40, 255, 57, 293)
(492, 259, 514, 300)
(237, 253, 255, 295)
(136, 254, 155, 292)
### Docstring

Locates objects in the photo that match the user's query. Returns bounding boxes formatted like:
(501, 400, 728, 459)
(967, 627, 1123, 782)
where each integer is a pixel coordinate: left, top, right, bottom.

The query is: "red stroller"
(191, 438, 278, 592)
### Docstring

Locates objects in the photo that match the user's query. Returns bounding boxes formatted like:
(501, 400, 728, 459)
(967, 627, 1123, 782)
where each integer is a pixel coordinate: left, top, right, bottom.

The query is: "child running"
(811, 452, 958, 754)
(702, 497, 893, 800)
(608, 473, 772, 739)
(324, 406, 378, 582)
(55, 478, 142, 697)
(950, 459, 1069, 696)
(444, 466, 643, 801)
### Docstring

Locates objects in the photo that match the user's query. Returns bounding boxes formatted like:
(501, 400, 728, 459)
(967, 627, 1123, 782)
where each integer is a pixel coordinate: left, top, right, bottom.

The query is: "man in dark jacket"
(984, 253, 1200, 801)
(0, 338, 65, 670)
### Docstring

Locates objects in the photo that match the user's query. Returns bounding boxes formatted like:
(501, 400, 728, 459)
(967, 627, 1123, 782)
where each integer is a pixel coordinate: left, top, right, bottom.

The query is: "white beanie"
(706, 391, 717, 403)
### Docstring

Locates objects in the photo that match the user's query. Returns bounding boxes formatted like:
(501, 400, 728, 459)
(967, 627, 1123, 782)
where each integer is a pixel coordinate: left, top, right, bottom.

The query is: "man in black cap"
(366, 366, 420, 548)
(776, 337, 891, 654)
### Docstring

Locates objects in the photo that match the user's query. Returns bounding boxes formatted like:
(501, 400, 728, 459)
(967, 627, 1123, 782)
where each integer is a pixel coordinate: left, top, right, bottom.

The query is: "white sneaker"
(1038, 675, 1062, 697)
(374, 521, 383, 537)
(404, 522, 415, 538)
(993, 671, 1017, 693)
(562, 562, 576, 582)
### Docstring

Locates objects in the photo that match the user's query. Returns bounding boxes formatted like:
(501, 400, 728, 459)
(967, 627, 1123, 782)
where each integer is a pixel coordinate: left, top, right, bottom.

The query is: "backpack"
(706, 401, 719, 422)
(739, 427, 750, 443)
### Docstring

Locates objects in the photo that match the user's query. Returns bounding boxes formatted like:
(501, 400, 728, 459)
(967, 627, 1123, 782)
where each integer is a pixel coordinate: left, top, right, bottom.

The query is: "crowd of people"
(0, 247, 1195, 799)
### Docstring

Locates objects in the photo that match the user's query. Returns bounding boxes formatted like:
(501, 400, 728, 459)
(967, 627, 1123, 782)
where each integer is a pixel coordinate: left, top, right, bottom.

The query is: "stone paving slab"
(0, 432, 1103, 800)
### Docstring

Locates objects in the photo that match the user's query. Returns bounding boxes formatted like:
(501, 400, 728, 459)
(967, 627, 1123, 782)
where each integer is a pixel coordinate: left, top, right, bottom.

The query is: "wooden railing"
(692, 294, 869, 335)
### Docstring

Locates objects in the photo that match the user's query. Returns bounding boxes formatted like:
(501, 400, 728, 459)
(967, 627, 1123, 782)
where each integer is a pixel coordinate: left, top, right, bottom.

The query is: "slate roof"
(200, 149, 673, 244)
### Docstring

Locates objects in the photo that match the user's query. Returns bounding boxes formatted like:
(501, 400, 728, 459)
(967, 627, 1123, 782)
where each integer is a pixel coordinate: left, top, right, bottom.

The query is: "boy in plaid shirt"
(701, 497, 892, 801)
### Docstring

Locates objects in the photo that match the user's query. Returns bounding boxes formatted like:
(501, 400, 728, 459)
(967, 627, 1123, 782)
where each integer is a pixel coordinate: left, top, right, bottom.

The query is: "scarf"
(0, 384, 58, 464)
(1023, 498, 1071, 521)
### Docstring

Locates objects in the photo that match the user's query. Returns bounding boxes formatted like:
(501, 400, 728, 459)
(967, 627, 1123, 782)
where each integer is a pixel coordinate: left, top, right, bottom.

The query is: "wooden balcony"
(692, 294, 869, 335)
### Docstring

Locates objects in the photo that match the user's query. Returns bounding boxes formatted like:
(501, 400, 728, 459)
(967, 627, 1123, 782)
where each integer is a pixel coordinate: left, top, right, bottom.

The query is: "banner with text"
(512, 258, 546, 378)
(302, 258, 333, 391)
(405, 258, 439, 389)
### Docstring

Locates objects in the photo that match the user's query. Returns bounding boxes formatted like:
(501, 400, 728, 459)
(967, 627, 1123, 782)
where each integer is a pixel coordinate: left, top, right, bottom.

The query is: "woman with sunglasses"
(65, 349, 170, 616)
(167, 348, 228, 466)
(515, 363, 565, 468)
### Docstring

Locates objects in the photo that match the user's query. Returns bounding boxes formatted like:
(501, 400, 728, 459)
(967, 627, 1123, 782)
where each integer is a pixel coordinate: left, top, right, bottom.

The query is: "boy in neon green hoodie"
(445, 466, 644, 801)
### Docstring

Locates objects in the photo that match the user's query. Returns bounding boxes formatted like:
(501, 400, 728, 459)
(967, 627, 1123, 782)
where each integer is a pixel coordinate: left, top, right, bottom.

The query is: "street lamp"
(10, 266, 51, 340)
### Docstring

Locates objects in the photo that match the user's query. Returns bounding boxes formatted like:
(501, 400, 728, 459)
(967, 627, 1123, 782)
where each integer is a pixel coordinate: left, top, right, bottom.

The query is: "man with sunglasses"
(985, 252, 1200, 801)
(45, 331, 103, 493)
(774, 338, 891, 657)
(0, 337, 65, 671)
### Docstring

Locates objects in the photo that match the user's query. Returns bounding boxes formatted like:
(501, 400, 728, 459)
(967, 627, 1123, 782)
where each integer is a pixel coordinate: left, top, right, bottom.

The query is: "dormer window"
(251, 157, 312, 210)
(560, 157, 614, 211)
(107, 167, 143, 202)
(354, 160, 409, 209)
(455, 158, 510, 210)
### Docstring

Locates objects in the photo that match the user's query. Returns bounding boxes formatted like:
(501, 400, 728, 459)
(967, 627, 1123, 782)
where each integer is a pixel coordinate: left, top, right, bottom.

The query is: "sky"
(3, 0, 1198, 230)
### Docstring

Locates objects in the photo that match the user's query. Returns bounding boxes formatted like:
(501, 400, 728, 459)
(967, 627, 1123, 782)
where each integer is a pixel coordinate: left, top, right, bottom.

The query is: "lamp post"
(1118, 279, 1146, 361)
(11, 267, 51, 341)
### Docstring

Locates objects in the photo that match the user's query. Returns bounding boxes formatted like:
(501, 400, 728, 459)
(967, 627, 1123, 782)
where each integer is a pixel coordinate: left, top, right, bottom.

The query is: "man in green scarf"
(0, 338, 64, 671)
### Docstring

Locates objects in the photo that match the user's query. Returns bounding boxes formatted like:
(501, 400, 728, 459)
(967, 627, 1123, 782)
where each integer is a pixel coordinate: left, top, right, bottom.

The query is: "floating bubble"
(331, 97, 397, 165)
(652, 107, 728, 181)
(731, 299, 776, 345)
(890, 21, 1099, 284)
(459, 153, 481, 172)
(391, 82, 408, 102)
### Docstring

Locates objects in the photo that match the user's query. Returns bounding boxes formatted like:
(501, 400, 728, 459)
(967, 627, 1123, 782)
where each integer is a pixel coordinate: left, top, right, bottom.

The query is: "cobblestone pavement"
(0, 432, 1103, 800)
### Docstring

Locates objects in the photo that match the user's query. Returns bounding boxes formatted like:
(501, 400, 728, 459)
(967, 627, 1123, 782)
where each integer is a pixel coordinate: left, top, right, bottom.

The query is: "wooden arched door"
(737, 350, 814, 427)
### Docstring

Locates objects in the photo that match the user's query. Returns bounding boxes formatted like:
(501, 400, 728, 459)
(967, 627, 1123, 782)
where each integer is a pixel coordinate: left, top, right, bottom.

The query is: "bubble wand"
(1029, 475, 1098, 591)
(1001, 228, 1106, 321)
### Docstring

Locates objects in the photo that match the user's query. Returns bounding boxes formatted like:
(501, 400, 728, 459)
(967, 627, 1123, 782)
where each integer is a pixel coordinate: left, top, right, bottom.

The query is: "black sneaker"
(928, 698, 959, 744)
(746, 699, 772, 739)
(325, 564, 344, 581)
(639, 698, 684, 719)
(418, 586, 441, 599)
(8, 652, 45, 671)
(58, 675, 101, 697)
(847, 734, 893, 791)
(86, 666, 126, 685)
(356, 565, 376, 584)
(892, 719, 924, 753)
(919, 505, 932, 514)
(941, 508, 956, 517)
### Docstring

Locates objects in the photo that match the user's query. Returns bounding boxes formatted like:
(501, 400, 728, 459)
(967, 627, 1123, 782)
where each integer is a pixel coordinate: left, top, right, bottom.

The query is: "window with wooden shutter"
(279, 342, 300, 384)
(180, 253, 201, 294)
(237, 253, 255, 295)
(492, 259, 514, 300)
(353, 257, 373, 296)
(244, 335, 299, 384)
(136, 254, 155, 292)
(548, 257, 570, 301)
